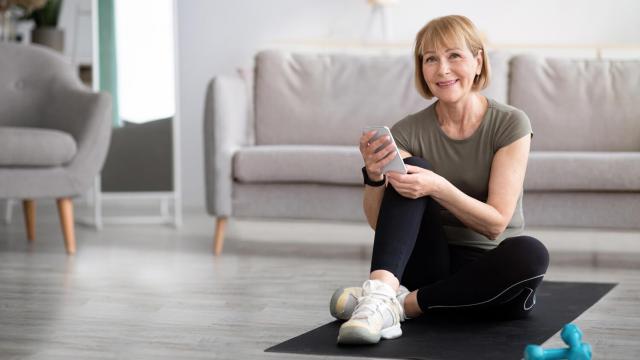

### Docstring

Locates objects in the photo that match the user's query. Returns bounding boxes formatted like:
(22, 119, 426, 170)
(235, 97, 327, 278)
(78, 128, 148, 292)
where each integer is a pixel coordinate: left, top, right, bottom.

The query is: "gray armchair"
(0, 43, 112, 254)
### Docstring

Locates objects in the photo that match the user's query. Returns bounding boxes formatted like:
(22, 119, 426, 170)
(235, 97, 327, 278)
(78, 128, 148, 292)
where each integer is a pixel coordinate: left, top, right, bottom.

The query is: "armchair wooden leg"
(56, 198, 76, 255)
(22, 199, 36, 241)
(214, 217, 228, 256)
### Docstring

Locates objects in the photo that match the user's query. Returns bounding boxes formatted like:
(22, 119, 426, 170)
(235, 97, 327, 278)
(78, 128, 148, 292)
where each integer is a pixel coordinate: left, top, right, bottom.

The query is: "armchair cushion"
(0, 126, 76, 166)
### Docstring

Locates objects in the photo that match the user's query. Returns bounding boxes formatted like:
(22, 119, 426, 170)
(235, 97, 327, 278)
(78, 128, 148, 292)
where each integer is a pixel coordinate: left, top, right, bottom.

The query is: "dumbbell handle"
(540, 348, 568, 359)
(524, 345, 568, 360)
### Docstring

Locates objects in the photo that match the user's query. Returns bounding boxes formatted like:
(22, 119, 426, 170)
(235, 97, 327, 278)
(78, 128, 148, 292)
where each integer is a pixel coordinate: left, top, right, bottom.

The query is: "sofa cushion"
(254, 50, 510, 146)
(525, 152, 640, 191)
(0, 126, 76, 166)
(509, 55, 640, 151)
(234, 145, 362, 184)
(235, 146, 640, 192)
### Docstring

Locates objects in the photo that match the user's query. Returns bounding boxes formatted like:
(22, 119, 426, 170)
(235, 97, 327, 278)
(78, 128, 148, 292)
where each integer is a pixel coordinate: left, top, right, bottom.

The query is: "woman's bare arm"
(430, 135, 531, 239)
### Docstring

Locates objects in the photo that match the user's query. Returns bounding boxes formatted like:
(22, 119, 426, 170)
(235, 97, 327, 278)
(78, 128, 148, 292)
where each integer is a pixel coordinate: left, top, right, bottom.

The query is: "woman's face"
(421, 44, 482, 104)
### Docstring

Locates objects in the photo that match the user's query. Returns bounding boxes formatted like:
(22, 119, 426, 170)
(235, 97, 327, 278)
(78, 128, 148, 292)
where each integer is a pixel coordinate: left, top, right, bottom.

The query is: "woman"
(330, 15, 549, 345)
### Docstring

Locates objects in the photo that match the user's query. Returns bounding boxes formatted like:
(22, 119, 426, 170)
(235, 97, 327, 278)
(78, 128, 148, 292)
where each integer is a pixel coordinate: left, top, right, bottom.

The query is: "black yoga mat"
(266, 281, 616, 360)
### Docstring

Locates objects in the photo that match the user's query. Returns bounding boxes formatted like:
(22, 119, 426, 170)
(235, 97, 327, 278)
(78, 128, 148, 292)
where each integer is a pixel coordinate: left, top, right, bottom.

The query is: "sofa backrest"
(510, 55, 640, 151)
(254, 50, 510, 145)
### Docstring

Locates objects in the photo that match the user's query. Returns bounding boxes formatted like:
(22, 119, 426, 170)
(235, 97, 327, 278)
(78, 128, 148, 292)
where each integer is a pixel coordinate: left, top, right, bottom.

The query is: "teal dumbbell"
(524, 323, 592, 360)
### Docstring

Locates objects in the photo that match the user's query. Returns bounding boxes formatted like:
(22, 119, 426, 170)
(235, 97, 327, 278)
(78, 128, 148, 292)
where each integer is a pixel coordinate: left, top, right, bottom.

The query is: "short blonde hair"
(413, 15, 490, 99)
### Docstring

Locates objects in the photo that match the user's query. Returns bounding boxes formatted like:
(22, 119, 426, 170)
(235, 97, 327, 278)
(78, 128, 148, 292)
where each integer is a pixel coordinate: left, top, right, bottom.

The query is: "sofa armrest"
(44, 82, 113, 194)
(204, 74, 253, 217)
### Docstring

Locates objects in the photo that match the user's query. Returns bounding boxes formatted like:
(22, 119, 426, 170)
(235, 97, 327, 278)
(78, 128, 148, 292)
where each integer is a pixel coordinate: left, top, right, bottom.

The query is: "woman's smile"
(436, 79, 459, 88)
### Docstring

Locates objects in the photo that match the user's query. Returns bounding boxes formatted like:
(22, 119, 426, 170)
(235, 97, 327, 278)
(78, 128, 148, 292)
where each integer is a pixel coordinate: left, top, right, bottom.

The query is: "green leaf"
(31, 0, 63, 27)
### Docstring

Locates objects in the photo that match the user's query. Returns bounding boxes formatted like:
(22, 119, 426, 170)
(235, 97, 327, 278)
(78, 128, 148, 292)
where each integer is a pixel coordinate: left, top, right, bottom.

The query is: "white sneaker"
(329, 285, 410, 321)
(330, 286, 363, 320)
(337, 280, 405, 344)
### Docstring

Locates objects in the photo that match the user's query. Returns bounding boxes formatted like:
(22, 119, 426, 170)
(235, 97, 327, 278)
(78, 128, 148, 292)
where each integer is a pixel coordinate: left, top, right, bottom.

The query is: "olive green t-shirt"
(391, 98, 533, 250)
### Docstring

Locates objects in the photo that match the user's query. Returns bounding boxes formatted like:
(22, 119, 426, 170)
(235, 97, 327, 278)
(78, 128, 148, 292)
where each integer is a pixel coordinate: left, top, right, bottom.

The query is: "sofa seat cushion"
(234, 145, 362, 184)
(235, 147, 640, 191)
(525, 151, 640, 191)
(0, 126, 76, 166)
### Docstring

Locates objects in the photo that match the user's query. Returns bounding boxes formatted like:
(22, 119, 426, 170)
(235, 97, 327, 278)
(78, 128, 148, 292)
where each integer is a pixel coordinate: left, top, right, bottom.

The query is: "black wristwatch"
(362, 166, 386, 187)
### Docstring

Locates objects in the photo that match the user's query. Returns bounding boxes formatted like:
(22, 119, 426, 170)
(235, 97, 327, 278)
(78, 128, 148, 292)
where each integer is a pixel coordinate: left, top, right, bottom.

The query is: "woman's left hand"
(387, 165, 442, 199)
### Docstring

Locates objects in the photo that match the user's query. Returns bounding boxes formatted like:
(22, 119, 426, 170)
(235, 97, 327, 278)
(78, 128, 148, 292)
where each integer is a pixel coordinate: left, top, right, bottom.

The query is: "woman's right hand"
(359, 130, 398, 182)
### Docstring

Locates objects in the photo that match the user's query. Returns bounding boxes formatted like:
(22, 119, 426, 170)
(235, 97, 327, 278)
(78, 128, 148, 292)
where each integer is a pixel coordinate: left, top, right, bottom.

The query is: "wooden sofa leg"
(56, 198, 76, 255)
(22, 199, 36, 241)
(214, 217, 228, 256)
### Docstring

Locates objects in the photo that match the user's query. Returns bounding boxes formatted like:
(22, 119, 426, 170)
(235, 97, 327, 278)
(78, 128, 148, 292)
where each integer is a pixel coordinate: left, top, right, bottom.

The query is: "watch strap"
(362, 166, 385, 187)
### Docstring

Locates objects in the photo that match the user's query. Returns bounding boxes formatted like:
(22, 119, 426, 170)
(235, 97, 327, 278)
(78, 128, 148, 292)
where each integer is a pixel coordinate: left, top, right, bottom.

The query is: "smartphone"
(362, 126, 407, 174)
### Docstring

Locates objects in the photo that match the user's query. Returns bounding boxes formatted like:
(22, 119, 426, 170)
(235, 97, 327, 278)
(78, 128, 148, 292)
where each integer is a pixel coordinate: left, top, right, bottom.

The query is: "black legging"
(371, 156, 550, 319)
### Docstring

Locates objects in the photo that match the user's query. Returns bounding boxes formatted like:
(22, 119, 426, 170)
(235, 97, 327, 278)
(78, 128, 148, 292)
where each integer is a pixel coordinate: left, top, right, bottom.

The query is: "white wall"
(177, 0, 640, 210)
(58, 0, 93, 65)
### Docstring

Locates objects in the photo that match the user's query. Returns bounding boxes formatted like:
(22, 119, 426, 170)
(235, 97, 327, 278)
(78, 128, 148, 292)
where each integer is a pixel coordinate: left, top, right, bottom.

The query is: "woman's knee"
(500, 236, 550, 274)
(403, 156, 434, 171)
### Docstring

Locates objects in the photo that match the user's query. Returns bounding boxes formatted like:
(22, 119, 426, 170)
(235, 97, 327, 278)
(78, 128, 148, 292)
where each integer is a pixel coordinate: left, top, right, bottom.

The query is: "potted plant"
(0, 0, 47, 41)
(27, 0, 63, 52)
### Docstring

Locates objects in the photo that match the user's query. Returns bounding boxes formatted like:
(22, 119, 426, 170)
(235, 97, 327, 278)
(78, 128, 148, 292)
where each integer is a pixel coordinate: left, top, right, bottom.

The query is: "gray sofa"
(0, 43, 112, 254)
(205, 50, 640, 255)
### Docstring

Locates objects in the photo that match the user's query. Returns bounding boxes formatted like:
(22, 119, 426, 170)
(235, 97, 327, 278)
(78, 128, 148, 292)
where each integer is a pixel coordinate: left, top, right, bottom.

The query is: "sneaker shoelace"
(352, 289, 400, 324)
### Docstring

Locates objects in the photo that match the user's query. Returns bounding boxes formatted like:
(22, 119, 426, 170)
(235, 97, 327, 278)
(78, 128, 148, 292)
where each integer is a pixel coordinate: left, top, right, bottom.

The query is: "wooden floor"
(1, 209, 640, 359)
